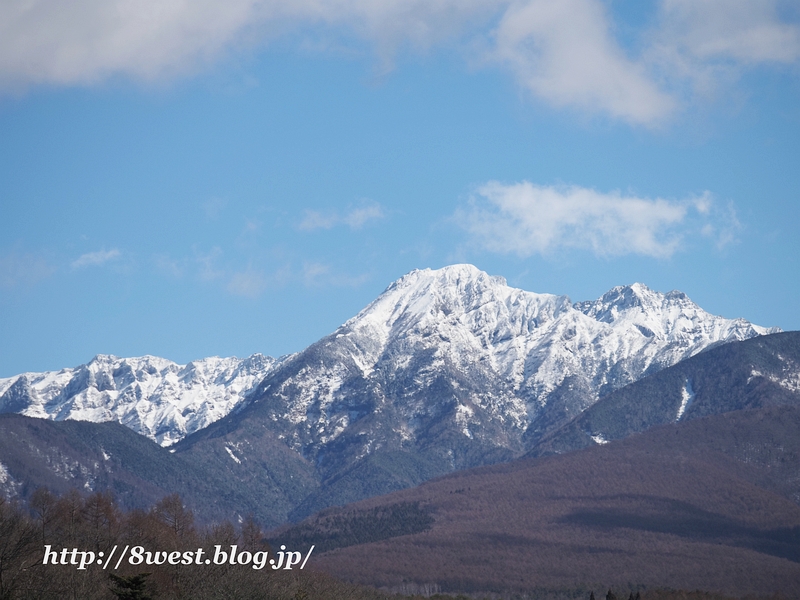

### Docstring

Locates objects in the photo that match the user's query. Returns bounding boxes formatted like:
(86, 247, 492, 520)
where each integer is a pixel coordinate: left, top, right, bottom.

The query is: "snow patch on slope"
(677, 379, 695, 421)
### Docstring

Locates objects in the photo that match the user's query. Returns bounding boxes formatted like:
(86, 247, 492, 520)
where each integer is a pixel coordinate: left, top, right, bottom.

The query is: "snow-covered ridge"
(251, 264, 779, 459)
(0, 353, 279, 446)
(0, 265, 780, 453)
(338, 265, 777, 398)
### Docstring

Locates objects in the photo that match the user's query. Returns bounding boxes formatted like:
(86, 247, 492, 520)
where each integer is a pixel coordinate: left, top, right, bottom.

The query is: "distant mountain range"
(0, 354, 278, 446)
(0, 265, 776, 447)
(0, 265, 786, 526)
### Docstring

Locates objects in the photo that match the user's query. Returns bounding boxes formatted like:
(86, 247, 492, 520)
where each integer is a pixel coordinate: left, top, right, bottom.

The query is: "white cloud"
(194, 246, 224, 281)
(0, 0, 495, 89)
(298, 210, 339, 231)
(154, 254, 185, 278)
(0, 0, 259, 88)
(699, 200, 742, 249)
(298, 200, 384, 231)
(456, 182, 720, 259)
(648, 0, 800, 97)
(2, 0, 797, 124)
(0, 0, 670, 124)
(489, 0, 675, 125)
(658, 0, 800, 64)
(202, 197, 228, 220)
(71, 248, 121, 268)
(341, 203, 384, 228)
(302, 261, 331, 286)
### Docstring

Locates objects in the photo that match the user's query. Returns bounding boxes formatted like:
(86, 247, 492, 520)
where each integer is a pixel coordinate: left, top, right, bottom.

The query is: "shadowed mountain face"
(528, 330, 800, 458)
(283, 405, 800, 597)
(0, 331, 798, 531)
(0, 414, 317, 527)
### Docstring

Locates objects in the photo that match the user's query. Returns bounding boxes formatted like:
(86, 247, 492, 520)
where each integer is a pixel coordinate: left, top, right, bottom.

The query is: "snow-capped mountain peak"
(335, 264, 569, 375)
(575, 282, 775, 345)
(236, 266, 779, 481)
(0, 353, 279, 446)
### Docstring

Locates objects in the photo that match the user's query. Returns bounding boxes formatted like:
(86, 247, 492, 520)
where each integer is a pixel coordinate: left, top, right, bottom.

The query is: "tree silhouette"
(151, 493, 194, 540)
(108, 573, 153, 600)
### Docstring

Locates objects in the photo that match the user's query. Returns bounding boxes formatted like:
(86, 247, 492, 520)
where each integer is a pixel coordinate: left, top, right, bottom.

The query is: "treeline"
(0, 488, 394, 600)
(271, 502, 435, 554)
(0, 488, 777, 600)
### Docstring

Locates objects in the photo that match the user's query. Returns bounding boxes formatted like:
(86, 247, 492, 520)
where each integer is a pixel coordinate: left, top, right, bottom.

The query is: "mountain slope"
(0, 265, 781, 525)
(0, 332, 800, 532)
(0, 413, 317, 528)
(0, 265, 774, 456)
(180, 265, 777, 518)
(528, 330, 800, 457)
(284, 404, 800, 597)
(0, 353, 279, 446)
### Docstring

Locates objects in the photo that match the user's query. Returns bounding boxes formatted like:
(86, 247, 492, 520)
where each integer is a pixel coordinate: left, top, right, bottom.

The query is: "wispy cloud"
(202, 197, 227, 220)
(699, 200, 742, 250)
(184, 244, 367, 294)
(4, 2, 794, 123)
(71, 248, 121, 269)
(227, 268, 268, 298)
(456, 182, 726, 259)
(657, 0, 800, 64)
(342, 203, 385, 228)
(0, 251, 54, 288)
(298, 201, 384, 231)
(302, 261, 369, 288)
(647, 0, 800, 98)
(191, 245, 273, 297)
(154, 254, 185, 278)
(302, 262, 332, 286)
(194, 246, 224, 282)
(298, 211, 338, 231)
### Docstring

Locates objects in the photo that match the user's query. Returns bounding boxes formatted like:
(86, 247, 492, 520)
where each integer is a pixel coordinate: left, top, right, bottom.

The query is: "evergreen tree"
(108, 573, 153, 600)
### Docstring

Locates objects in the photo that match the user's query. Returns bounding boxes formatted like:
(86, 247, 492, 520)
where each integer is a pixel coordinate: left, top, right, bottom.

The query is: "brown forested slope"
(279, 405, 800, 597)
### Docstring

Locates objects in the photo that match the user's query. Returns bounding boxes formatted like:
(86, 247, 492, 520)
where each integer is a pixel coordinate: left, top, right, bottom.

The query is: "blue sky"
(1, 0, 799, 377)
